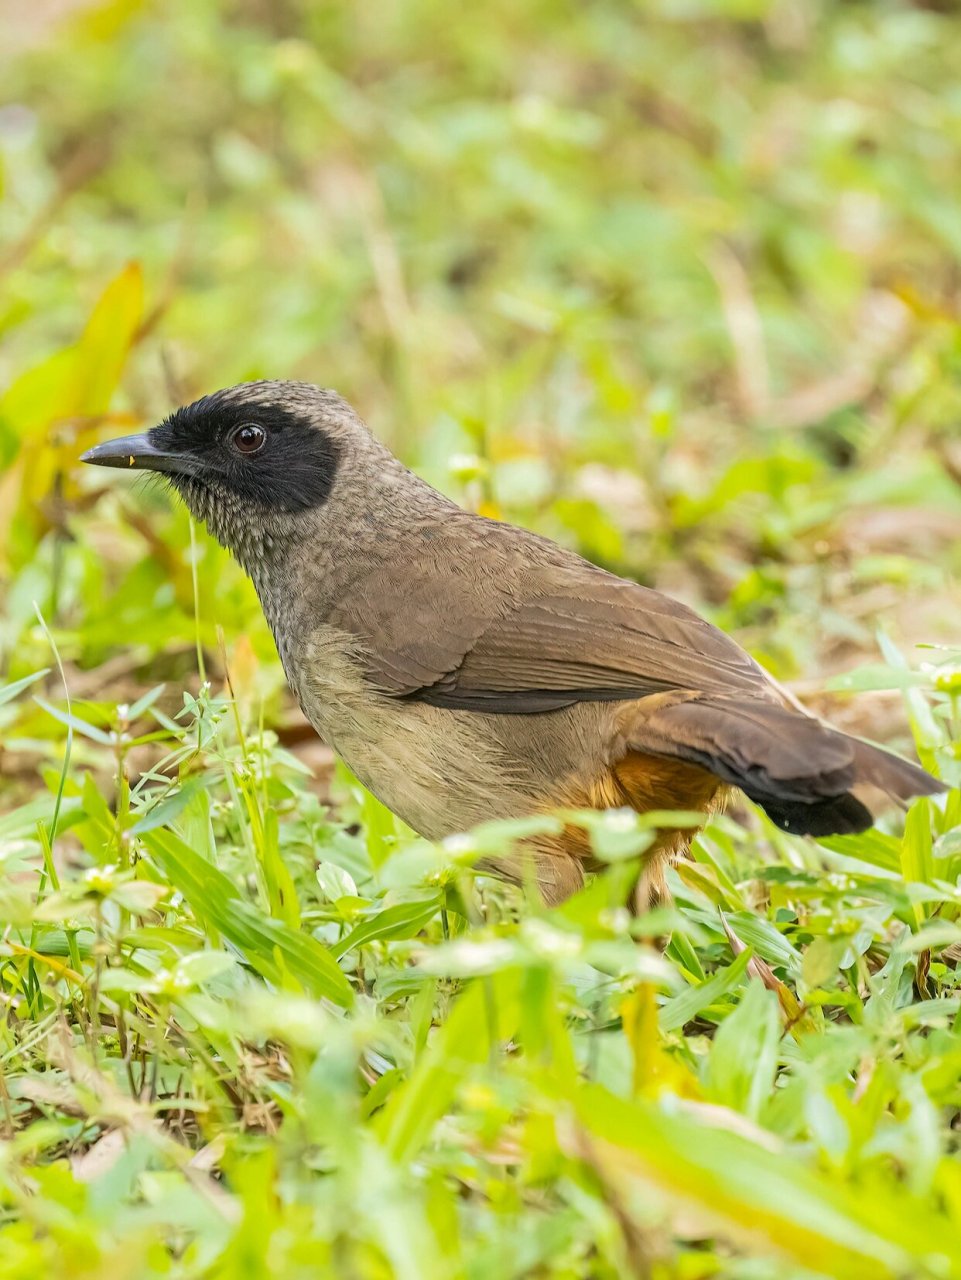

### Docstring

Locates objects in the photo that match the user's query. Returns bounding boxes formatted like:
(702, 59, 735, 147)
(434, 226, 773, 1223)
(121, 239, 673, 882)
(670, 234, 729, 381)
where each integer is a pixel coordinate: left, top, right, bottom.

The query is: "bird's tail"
(625, 693, 944, 837)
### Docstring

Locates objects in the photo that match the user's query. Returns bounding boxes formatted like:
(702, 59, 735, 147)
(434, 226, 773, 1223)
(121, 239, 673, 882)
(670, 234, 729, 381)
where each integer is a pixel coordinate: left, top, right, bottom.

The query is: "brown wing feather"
(326, 523, 941, 832)
(432, 577, 773, 708)
(333, 546, 776, 712)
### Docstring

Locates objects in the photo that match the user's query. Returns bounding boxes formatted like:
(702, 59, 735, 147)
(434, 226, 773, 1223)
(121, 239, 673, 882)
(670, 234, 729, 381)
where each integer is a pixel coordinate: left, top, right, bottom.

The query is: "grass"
(3, 2, 961, 1276)
(2, 638, 960, 1279)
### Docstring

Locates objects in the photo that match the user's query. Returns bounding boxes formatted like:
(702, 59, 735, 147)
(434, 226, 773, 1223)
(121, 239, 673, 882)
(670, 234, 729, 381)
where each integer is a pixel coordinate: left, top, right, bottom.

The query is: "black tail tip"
(762, 791, 875, 837)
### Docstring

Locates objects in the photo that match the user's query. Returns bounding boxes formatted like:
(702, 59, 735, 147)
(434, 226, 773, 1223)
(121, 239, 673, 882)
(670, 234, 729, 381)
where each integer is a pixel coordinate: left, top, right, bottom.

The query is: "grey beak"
(80, 432, 195, 475)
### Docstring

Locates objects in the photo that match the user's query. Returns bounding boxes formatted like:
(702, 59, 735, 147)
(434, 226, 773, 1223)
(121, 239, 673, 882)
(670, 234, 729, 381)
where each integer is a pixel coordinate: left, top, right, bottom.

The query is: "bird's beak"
(80, 432, 196, 475)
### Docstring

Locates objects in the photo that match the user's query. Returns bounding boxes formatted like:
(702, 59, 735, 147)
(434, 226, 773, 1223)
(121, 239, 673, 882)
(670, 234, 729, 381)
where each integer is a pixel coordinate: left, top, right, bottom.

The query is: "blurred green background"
(3, 0, 960, 713)
(3, 5, 961, 1278)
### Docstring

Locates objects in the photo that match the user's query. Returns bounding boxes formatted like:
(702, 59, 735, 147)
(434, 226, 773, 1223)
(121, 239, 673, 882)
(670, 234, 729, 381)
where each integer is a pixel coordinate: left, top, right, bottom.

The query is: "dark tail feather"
(850, 737, 943, 805)
(631, 694, 944, 838)
(762, 792, 873, 836)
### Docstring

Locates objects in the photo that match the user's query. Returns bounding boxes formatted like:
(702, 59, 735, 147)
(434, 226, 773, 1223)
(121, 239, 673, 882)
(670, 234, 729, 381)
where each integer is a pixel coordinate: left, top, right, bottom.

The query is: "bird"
(82, 381, 944, 905)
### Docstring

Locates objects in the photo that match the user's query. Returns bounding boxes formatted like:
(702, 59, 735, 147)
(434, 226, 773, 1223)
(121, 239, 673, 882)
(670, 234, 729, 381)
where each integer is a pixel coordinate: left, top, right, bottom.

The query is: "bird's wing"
(326, 535, 942, 830)
(331, 550, 778, 713)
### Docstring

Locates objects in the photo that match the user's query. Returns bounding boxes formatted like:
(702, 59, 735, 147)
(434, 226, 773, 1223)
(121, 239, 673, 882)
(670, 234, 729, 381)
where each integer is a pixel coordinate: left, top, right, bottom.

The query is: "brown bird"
(82, 381, 944, 904)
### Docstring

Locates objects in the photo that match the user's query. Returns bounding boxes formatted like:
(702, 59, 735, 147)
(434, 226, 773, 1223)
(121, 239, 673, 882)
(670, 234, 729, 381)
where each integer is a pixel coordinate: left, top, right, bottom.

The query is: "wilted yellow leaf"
(623, 982, 701, 1100)
(73, 260, 144, 419)
(0, 261, 143, 447)
(0, 262, 145, 562)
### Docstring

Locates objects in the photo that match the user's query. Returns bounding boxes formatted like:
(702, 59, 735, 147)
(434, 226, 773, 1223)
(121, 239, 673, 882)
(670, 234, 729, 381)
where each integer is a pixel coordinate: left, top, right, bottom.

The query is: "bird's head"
(81, 381, 374, 570)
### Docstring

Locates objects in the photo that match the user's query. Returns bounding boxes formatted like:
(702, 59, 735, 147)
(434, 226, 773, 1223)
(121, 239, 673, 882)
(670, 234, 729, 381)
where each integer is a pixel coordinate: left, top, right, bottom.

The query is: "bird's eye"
(230, 423, 267, 456)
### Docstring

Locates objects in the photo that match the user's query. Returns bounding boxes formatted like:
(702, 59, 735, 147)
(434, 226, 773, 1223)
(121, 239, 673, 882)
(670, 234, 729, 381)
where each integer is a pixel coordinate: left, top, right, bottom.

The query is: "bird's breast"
(278, 624, 631, 841)
(279, 624, 526, 837)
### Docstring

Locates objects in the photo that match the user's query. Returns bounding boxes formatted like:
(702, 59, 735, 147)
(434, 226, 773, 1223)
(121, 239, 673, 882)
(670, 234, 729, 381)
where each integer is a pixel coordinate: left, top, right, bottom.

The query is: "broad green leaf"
(380, 969, 521, 1161)
(173, 950, 237, 986)
(706, 981, 780, 1120)
(331, 896, 442, 960)
(141, 828, 353, 1007)
(660, 949, 752, 1032)
(724, 911, 803, 972)
(257, 805, 301, 930)
(902, 799, 936, 929)
(568, 1083, 961, 1278)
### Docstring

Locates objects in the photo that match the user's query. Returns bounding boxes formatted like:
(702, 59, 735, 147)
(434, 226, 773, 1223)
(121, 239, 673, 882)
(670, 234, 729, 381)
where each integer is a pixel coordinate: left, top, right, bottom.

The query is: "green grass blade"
(141, 828, 353, 1007)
